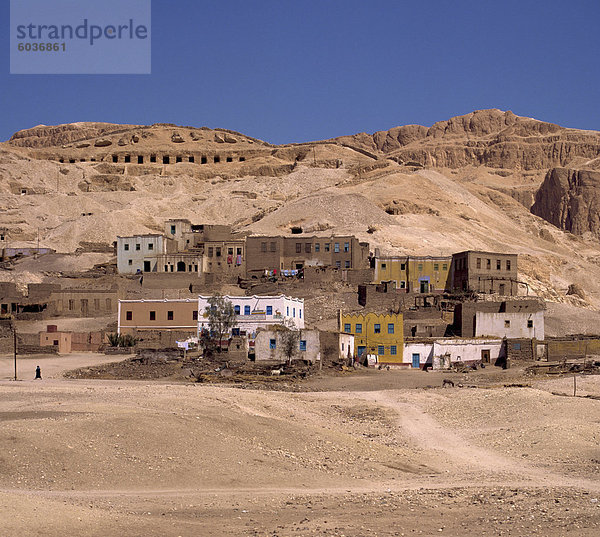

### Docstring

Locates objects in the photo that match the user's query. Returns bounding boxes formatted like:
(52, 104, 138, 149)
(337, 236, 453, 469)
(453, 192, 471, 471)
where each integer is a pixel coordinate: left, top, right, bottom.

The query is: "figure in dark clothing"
(35, 366, 42, 380)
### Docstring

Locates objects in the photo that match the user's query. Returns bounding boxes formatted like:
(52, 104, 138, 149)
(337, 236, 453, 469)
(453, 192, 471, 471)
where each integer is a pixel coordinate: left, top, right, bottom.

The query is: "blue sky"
(2, 0, 600, 143)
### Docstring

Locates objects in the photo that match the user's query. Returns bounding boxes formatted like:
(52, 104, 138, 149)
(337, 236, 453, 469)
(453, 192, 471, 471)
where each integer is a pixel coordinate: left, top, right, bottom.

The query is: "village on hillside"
(1, 215, 594, 378)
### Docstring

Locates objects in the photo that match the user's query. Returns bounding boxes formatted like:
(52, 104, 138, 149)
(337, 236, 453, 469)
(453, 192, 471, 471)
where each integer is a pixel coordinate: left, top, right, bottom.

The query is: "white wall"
(475, 311, 544, 340)
(339, 333, 355, 361)
(403, 343, 433, 367)
(404, 338, 504, 367)
(198, 294, 304, 334)
(117, 235, 165, 274)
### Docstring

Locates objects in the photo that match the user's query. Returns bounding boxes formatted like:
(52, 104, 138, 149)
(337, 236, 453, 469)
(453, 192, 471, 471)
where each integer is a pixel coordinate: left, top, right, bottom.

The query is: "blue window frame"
(234, 305, 240, 315)
(299, 309, 302, 318)
(388, 323, 394, 334)
(287, 306, 289, 316)
(299, 340, 307, 351)
(344, 323, 351, 333)
(266, 306, 273, 315)
(378, 345, 384, 355)
(269, 339, 276, 349)
(344, 242, 349, 252)
(355, 323, 362, 334)
(334, 242, 340, 253)
(244, 305, 250, 315)
(374, 323, 381, 333)
(293, 308, 296, 317)
(390, 345, 397, 355)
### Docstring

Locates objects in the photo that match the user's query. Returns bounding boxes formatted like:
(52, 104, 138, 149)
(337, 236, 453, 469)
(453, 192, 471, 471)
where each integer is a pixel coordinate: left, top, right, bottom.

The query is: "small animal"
(442, 378, 455, 388)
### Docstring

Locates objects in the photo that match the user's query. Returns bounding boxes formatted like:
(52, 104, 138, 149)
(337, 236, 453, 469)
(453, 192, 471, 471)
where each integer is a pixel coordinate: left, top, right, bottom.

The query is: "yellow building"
(374, 256, 451, 292)
(339, 311, 404, 365)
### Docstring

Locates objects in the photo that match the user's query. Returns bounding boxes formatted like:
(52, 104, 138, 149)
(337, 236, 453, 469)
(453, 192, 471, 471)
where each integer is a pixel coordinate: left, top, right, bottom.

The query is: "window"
(164, 265, 168, 272)
(344, 242, 349, 252)
(150, 311, 156, 320)
(506, 260, 511, 271)
(269, 339, 277, 350)
(189, 156, 195, 163)
(418, 264, 423, 271)
(94, 299, 100, 310)
(374, 324, 381, 333)
(128, 260, 132, 266)
(324, 244, 330, 252)
(304, 243, 310, 253)
(244, 305, 250, 315)
(505, 320, 510, 328)
(335, 261, 341, 268)
(527, 320, 533, 328)
(296, 243, 302, 253)
(170, 224, 176, 234)
(355, 323, 362, 334)
(126, 311, 132, 321)
(381, 263, 387, 270)
(400, 281, 406, 289)
(400, 263, 406, 270)
(150, 155, 157, 163)
(292, 308, 296, 317)
(167, 311, 174, 321)
(378, 345, 384, 355)
(390, 345, 397, 355)
(344, 323, 351, 333)
(299, 340, 307, 351)
(433, 264, 439, 271)
(345, 260, 351, 268)
(106, 299, 111, 310)
(299, 309, 302, 318)
(228, 248, 234, 255)
(286, 306, 289, 316)
(334, 242, 340, 253)
(124, 243, 129, 251)
(476, 258, 481, 269)
(136, 244, 140, 251)
(487, 258, 491, 269)
(513, 342, 521, 350)
(266, 306, 273, 315)
(237, 247, 243, 255)
(234, 305, 240, 315)
(388, 323, 394, 334)
(442, 264, 447, 271)
(497, 260, 501, 270)
(216, 247, 221, 257)
(261, 242, 267, 253)
(315, 243, 320, 252)
(148, 243, 153, 251)
(208, 247, 213, 257)
(193, 311, 198, 321)
(270, 242, 276, 252)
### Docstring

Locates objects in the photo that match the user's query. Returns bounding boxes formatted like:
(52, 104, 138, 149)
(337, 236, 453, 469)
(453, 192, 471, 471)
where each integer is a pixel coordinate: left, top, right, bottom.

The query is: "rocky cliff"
(334, 109, 600, 170)
(531, 167, 600, 236)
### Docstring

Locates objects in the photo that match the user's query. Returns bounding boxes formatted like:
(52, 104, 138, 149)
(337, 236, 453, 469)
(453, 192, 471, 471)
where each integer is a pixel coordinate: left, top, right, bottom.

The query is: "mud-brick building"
(451, 251, 519, 295)
(455, 299, 545, 340)
(339, 311, 404, 365)
(245, 235, 370, 276)
(118, 298, 198, 335)
(374, 255, 451, 292)
(116, 234, 172, 274)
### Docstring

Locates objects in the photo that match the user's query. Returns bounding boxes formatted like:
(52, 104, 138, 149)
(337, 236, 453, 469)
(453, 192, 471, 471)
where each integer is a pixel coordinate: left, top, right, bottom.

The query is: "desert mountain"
(2, 109, 600, 312)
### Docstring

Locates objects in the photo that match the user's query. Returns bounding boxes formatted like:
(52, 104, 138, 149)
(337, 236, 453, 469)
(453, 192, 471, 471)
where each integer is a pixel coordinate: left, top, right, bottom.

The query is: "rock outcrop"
(531, 167, 600, 236)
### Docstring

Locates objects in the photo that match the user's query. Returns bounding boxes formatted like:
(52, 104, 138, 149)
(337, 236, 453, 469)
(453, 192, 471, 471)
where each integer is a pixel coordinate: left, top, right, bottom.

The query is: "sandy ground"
(0, 357, 599, 536)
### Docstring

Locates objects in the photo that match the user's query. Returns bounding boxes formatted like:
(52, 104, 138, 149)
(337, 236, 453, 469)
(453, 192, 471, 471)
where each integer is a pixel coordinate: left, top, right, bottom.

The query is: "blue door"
(412, 353, 420, 368)
(357, 346, 366, 358)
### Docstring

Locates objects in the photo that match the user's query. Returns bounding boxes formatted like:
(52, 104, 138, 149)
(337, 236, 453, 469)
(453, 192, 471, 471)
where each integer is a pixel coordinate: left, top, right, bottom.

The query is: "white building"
(404, 338, 504, 368)
(198, 294, 304, 334)
(475, 310, 544, 340)
(116, 234, 168, 274)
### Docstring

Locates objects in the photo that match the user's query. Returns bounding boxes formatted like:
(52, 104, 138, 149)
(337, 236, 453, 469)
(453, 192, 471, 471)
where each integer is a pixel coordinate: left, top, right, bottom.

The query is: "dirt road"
(0, 370, 599, 536)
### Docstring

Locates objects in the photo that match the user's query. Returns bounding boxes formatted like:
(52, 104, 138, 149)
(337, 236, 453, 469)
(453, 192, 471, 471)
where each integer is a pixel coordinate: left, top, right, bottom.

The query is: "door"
(144, 260, 151, 272)
(412, 353, 420, 368)
(481, 349, 490, 363)
(420, 280, 429, 293)
(177, 261, 186, 272)
(499, 283, 506, 296)
(357, 346, 366, 358)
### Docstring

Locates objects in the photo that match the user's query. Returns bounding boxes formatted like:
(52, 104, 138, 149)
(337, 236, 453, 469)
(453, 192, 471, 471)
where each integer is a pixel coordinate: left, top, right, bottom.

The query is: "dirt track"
(1, 362, 599, 536)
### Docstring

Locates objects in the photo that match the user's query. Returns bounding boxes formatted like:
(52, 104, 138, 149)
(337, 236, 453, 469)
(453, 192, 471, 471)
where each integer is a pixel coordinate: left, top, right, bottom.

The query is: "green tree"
(205, 294, 237, 352)
(280, 328, 300, 365)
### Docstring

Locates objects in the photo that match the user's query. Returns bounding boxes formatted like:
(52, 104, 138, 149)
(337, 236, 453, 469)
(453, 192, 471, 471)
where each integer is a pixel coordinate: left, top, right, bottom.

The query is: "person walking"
(34, 365, 42, 380)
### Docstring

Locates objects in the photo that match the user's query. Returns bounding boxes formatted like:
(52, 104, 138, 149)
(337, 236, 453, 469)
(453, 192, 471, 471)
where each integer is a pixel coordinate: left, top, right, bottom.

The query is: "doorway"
(177, 261, 186, 272)
(412, 353, 420, 368)
(481, 349, 490, 363)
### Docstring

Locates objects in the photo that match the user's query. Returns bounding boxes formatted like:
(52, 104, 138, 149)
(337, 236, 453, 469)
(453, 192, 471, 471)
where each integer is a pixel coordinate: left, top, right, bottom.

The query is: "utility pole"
(13, 324, 17, 381)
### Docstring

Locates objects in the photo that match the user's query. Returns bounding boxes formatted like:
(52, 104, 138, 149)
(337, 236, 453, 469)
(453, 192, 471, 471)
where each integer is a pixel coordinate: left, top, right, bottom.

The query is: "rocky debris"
(224, 133, 238, 143)
(567, 283, 587, 299)
(131, 134, 139, 143)
(214, 133, 225, 143)
(531, 167, 600, 237)
(75, 142, 90, 148)
(94, 138, 113, 147)
(117, 138, 128, 146)
(171, 133, 184, 143)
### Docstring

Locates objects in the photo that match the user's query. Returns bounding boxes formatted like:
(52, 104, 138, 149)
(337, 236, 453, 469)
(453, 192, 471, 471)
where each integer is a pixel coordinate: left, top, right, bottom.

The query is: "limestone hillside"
(2, 109, 600, 310)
